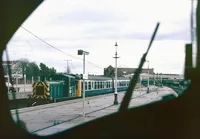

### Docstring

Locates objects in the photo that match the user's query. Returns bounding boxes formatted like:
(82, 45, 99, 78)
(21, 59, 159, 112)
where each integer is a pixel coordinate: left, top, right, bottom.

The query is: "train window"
(91, 82, 94, 89)
(36, 86, 44, 95)
(85, 82, 87, 90)
(97, 82, 99, 89)
(88, 82, 91, 90)
(94, 82, 97, 89)
(99, 82, 102, 89)
(70, 78, 73, 86)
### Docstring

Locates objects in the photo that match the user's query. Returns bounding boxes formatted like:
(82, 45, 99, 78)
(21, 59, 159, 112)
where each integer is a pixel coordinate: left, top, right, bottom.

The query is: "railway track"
(30, 86, 171, 133)
(9, 86, 178, 134)
(11, 86, 159, 114)
(165, 85, 186, 95)
(9, 86, 163, 111)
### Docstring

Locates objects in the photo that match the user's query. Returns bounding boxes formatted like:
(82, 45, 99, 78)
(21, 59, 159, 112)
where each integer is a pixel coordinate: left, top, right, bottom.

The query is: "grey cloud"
(81, 29, 190, 41)
(156, 30, 190, 41)
(49, 9, 125, 24)
(123, 29, 190, 41)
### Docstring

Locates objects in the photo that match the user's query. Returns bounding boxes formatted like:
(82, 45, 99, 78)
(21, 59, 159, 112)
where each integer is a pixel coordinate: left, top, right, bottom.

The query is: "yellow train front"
(28, 74, 80, 106)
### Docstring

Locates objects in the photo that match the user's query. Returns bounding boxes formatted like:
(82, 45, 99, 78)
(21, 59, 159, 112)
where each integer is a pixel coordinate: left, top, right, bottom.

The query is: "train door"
(63, 77, 69, 97)
(76, 80, 82, 97)
(69, 77, 76, 97)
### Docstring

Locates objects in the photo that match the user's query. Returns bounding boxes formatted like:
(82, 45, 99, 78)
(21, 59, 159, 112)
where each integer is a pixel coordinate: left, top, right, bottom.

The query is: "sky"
(2, 0, 198, 75)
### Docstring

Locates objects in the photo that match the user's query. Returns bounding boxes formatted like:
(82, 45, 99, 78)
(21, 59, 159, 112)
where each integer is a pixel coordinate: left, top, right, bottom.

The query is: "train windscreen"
(2, 0, 196, 137)
(36, 86, 45, 95)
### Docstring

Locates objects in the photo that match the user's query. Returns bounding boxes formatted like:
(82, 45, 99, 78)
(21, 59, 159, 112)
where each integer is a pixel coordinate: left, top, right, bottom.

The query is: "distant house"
(104, 65, 154, 77)
(2, 61, 19, 75)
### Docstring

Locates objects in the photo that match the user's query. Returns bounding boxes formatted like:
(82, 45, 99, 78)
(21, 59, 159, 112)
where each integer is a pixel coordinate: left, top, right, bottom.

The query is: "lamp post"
(113, 42, 119, 105)
(78, 50, 89, 118)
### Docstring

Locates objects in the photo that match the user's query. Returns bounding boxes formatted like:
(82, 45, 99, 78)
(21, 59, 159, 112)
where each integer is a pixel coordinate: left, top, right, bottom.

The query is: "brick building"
(104, 65, 154, 77)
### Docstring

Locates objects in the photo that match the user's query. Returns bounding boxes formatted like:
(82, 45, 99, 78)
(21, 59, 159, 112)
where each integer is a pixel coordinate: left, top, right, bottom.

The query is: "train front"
(28, 81, 51, 106)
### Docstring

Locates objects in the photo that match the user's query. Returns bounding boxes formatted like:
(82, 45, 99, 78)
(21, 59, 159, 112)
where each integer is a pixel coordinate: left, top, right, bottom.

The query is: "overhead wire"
(20, 26, 104, 70)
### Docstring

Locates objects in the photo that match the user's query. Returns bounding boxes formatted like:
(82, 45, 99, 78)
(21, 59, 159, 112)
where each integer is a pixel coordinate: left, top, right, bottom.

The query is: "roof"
(87, 75, 130, 80)
(2, 61, 18, 66)
(61, 74, 75, 78)
(47, 81, 64, 84)
(53, 73, 76, 79)
(88, 75, 112, 80)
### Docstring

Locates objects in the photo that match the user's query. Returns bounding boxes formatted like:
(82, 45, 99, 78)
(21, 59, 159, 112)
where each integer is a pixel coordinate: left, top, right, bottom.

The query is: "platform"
(10, 86, 178, 136)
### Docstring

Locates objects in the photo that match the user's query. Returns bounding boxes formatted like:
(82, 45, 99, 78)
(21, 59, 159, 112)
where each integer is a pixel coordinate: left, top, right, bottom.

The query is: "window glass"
(3, 0, 194, 136)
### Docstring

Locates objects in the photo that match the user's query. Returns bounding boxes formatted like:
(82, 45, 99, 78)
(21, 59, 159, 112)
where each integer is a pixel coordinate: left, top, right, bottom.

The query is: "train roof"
(53, 73, 76, 78)
(88, 75, 112, 80)
(53, 73, 130, 80)
(87, 75, 130, 80)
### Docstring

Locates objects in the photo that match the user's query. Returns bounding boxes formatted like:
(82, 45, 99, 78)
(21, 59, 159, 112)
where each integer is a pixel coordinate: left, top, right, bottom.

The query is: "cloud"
(3, 0, 195, 75)
(50, 9, 125, 25)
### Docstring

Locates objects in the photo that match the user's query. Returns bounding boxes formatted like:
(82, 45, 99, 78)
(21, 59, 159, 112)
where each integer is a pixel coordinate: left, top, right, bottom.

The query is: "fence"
(5, 76, 41, 84)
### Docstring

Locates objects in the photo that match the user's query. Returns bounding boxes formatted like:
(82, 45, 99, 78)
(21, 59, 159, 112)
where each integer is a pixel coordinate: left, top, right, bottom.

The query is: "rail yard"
(10, 85, 178, 136)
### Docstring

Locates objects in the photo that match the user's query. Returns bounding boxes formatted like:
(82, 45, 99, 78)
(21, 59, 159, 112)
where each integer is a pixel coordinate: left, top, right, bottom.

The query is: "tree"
(26, 62, 40, 80)
(49, 67, 56, 77)
(39, 63, 49, 77)
(39, 63, 57, 80)
(12, 58, 29, 79)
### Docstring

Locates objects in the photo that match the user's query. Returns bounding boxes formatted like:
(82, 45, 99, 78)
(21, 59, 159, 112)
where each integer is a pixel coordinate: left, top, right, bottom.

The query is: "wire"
(20, 26, 104, 70)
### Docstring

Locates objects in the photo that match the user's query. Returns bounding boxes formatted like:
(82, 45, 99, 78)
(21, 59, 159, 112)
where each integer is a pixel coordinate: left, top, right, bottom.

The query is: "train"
(141, 78, 189, 87)
(28, 73, 188, 106)
(28, 73, 134, 106)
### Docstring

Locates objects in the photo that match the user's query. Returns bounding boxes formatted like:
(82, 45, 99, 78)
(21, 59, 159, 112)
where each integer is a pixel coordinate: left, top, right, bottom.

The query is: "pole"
(24, 74, 26, 93)
(114, 42, 119, 105)
(83, 54, 85, 117)
(16, 77, 18, 93)
(115, 49, 117, 93)
(64, 60, 72, 74)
